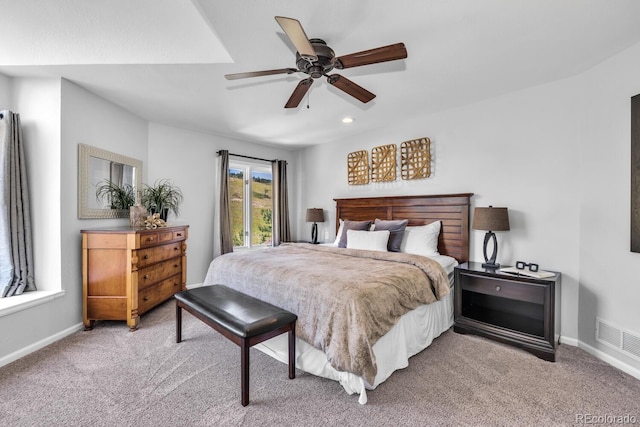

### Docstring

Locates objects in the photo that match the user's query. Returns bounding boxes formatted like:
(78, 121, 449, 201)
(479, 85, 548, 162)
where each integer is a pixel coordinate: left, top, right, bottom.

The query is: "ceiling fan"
(224, 16, 408, 108)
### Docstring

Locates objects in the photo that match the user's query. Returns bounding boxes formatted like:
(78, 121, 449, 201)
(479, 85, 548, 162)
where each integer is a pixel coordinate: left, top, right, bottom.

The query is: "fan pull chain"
(306, 89, 310, 109)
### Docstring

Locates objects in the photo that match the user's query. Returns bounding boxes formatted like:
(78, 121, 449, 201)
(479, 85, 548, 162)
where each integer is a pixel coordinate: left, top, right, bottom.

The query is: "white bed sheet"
(254, 254, 457, 404)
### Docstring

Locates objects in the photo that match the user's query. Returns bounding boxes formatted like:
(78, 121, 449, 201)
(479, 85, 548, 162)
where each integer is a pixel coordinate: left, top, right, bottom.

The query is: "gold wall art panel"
(400, 137, 431, 180)
(371, 144, 397, 182)
(347, 150, 370, 185)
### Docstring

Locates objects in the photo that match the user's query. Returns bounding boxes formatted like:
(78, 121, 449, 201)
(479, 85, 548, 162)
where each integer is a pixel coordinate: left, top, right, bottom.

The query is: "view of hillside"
(229, 170, 272, 247)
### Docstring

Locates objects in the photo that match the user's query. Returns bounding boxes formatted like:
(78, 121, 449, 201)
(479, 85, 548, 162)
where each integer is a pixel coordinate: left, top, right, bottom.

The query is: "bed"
(203, 193, 472, 403)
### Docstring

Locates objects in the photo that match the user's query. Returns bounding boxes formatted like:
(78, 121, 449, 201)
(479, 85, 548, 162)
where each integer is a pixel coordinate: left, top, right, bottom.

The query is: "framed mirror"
(78, 143, 143, 219)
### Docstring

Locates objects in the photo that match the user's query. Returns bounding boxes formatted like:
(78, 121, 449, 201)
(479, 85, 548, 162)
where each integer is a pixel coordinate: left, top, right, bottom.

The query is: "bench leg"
(176, 303, 182, 344)
(241, 339, 250, 406)
(288, 324, 296, 380)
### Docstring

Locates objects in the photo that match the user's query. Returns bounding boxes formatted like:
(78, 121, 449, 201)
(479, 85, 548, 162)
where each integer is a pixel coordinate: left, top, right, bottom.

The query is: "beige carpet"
(1, 299, 638, 426)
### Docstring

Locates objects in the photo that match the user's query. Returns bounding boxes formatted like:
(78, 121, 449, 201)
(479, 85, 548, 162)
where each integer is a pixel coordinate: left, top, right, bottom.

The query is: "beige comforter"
(203, 243, 450, 384)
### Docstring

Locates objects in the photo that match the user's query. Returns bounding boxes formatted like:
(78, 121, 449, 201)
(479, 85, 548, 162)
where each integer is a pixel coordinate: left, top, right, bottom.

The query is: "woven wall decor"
(347, 150, 370, 185)
(400, 137, 431, 180)
(371, 144, 397, 182)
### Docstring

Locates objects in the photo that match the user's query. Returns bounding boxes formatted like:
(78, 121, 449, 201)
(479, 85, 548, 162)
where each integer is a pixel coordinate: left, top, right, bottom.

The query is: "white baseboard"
(558, 335, 639, 380)
(559, 335, 579, 346)
(0, 322, 84, 368)
(577, 340, 640, 381)
(186, 282, 204, 289)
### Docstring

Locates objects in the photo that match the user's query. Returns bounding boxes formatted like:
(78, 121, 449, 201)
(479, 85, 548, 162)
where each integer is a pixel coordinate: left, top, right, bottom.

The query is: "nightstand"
(454, 262, 561, 361)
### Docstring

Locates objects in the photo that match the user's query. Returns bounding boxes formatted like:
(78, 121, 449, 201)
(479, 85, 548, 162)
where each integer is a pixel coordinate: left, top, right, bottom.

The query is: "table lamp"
(472, 206, 510, 269)
(306, 208, 324, 244)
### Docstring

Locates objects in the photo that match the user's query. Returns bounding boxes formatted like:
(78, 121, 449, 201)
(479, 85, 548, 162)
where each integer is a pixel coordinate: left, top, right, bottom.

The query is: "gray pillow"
(338, 220, 372, 248)
(374, 219, 409, 252)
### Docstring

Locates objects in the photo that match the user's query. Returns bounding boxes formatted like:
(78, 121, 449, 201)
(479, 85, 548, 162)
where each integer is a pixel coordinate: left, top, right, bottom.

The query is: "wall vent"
(596, 318, 640, 362)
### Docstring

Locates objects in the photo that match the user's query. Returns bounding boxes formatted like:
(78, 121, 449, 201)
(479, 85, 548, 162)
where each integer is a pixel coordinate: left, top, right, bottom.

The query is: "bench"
(174, 285, 297, 406)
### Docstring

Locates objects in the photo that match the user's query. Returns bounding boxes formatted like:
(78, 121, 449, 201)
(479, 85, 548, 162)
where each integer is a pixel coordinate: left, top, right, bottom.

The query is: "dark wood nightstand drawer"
(460, 273, 545, 305)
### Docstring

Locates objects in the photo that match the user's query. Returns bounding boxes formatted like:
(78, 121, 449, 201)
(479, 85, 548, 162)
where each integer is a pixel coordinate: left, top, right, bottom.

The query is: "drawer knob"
(176, 233, 182, 237)
(174, 247, 179, 251)
(143, 254, 149, 260)
(174, 282, 179, 287)
(495, 286, 501, 292)
(174, 264, 179, 268)
(144, 274, 149, 280)
(143, 296, 149, 302)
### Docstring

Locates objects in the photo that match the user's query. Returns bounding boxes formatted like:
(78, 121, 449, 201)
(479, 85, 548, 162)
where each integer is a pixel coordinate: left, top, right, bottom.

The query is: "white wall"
(577, 42, 640, 368)
(299, 77, 583, 341)
(146, 123, 299, 285)
(0, 77, 63, 358)
(60, 78, 149, 327)
(0, 73, 10, 104)
(0, 77, 148, 363)
(299, 41, 640, 374)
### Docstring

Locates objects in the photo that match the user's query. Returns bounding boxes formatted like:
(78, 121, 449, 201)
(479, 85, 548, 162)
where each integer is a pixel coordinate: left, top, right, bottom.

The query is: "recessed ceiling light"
(342, 117, 354, 124)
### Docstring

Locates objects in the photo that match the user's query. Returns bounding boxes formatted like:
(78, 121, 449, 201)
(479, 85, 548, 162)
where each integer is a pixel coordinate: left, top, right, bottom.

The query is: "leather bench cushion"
(174, 285, 297, 338)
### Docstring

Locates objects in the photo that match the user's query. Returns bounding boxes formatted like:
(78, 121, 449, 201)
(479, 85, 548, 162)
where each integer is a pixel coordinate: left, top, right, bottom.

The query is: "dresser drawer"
(138, 274, 183, 313)
(460, 273, 545, 304)
(138, 259, 182, 290)
(137, 242, 182, 268)
(140, 231, 161, 248)
(173, 229, 187, 240)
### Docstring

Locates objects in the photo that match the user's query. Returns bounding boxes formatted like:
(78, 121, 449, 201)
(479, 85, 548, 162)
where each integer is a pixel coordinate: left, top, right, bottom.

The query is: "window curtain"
(218, 150, 234, 255)
(272, 159, 291, 245)
(0, 111, 36, 297)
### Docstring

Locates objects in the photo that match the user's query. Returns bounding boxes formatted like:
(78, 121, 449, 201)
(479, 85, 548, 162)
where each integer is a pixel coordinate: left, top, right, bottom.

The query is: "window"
(229, 161, 273, 248)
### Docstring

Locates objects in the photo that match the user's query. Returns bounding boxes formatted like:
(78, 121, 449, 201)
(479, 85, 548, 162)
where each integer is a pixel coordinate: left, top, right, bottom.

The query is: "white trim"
(577, 340, 640, 381)
(559, 335, 579, 347)
(0, 290, 66, 318)
(0, 321, 83, 368)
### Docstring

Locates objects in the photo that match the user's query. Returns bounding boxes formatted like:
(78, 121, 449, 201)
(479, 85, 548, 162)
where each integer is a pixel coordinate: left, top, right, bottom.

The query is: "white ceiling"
(2, 0, 640, 149)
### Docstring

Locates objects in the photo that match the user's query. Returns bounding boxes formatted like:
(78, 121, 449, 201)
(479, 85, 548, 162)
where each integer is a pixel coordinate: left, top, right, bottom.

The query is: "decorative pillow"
(346, 230, 390, 252)
(333, 219, 345, 246)
(373, 219, 409, 252)
(338, 220, 372, 248)
(400, 221, 441, 257)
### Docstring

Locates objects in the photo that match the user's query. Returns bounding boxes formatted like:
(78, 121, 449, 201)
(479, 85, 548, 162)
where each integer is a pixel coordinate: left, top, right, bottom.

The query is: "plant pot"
(160, 207, 169, 222)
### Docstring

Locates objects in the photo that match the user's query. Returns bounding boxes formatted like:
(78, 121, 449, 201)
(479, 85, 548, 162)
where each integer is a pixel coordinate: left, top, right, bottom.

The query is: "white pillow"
(346, 230, 390, 252)
(333, 219, 345, 246)
(400, 221, 441, 257)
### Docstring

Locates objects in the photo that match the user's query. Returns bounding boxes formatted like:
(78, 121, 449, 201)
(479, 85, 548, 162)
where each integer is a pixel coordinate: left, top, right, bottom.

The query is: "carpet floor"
(1, 299, 639, 426)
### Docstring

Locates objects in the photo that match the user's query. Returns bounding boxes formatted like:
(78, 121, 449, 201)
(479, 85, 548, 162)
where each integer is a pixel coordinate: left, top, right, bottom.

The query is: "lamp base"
(482, 262, 500, 270)
(482, 231, 500, 269)
(311, 223, 319, 245)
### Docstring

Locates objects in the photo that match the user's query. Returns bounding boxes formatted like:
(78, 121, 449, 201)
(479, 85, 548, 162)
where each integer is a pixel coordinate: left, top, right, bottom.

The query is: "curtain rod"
(217, 151, 275, 163)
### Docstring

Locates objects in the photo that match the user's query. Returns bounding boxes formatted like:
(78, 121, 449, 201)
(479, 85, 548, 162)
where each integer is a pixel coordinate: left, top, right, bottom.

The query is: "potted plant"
(95, 179, 136, 210)
(141, 179, 183, 221)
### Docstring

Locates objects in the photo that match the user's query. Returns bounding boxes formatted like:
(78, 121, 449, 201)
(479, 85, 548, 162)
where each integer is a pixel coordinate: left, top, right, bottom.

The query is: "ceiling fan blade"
(225, 68, 298, 80)
(275, 16, 318, 62)
(326, 74, 375, 103)
(336, 43, 407, 69)
(285, 78, 314, 108)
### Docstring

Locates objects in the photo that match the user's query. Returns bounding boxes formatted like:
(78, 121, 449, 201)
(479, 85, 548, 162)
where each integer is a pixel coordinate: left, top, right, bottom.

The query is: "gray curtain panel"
(272, 159, 291, 245)
(218, 150, 234, 255)
(0, 111, 36, 297)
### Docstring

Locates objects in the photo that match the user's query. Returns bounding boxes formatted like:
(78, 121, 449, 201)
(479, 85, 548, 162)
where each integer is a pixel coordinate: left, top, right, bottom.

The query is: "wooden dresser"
(81, 225, 188, 331)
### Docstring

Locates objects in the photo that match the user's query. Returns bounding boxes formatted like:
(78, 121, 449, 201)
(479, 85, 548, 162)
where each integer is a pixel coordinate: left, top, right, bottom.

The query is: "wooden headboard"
(334, 193, 473, 263)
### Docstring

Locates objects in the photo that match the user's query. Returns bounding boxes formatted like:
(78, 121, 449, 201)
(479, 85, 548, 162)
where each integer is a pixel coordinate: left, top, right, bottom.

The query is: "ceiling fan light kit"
(224, 16, 408, 109)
